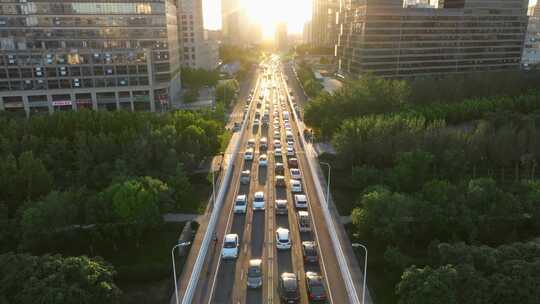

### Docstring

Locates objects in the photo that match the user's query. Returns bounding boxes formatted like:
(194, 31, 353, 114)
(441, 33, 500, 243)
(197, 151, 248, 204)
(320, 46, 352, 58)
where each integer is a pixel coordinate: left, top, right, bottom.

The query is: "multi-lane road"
(179, 56, 354, 304)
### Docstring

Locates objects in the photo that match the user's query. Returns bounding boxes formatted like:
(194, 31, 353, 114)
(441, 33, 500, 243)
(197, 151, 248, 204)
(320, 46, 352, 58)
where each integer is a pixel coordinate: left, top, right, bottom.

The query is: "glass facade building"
(337, 0, 529, 78)
(0, 0, 181, 115)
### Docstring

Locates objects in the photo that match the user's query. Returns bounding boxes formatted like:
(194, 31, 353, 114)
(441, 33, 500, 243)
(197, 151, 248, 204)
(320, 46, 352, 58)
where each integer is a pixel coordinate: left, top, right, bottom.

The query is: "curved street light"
(171, 241, 191, 304)
(351, 243, 368, 304)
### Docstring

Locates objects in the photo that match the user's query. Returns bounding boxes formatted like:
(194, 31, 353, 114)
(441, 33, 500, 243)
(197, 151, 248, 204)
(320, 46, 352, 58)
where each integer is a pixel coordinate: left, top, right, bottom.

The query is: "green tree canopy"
(0, 253, 121, 304)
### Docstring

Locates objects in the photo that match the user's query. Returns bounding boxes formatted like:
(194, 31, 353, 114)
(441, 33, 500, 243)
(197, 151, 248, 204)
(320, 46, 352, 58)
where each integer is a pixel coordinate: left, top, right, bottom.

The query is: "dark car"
(275, 175, 286, 187)
(305, 271, 327, 302)
(275, 162, 285, 175)
(279, 272, 300, 303)
(288, 158, 299, 168)
(302, 241, 318, 264)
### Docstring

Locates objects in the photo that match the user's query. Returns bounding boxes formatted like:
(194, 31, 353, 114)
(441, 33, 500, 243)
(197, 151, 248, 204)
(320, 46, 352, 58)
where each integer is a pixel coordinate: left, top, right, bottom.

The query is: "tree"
(17, 151, 53, 202)
(102, 177, 167, 225)
(20, 191, 80, 238)
(169, 163, 195, 212)
(216, 80, 239, 107)
(391, 150, 434, 192)
(0, 253, 121, 304)
(396, 265, 459, 304)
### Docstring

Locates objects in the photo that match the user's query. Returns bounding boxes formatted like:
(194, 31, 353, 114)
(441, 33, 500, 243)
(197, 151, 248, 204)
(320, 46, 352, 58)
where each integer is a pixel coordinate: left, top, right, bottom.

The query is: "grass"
(189, 172, 212, 214)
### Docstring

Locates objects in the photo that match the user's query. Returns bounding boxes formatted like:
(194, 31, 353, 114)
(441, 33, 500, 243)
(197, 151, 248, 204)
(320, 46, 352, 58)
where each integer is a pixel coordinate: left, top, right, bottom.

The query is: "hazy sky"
(203, 0, 312, 36)
(203, 0, 539, 33)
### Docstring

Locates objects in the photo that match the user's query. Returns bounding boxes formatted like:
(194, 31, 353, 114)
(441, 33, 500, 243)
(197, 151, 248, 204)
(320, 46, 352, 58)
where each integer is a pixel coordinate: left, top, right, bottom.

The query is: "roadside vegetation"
(181, 67, 220, 103)
(296, 61, 324, 98)
(0, 109, 226, 302)
(304, 70, 540, 303)
(219, 44, 263, 80)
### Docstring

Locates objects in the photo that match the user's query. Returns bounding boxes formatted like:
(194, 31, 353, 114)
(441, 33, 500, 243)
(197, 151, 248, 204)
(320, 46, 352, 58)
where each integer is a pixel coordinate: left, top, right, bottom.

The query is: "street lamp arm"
(352, 243, 368, 304)
(172, 241, 192, 304)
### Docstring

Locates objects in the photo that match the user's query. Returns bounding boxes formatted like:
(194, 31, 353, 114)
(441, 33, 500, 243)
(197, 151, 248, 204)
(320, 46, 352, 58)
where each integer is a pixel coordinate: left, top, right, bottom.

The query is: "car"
(234, 194, 247, 213)
(233, 122, 241, 132)
(260, 137, 268, 150)
(275, 148, 282, 157)
(276, 227, 291, 250)
(290, 179, 302, 193)
(275, 162, 285, 175)
(285, 130, 294, 141)
(244, 148, 254, 161)
(274, 140, 281, 149)
(305, 272, 327, 302)
(240, 170, 250, 184)
(275, 199, 288, 215)
(275, 175, 286, 187)
(279, 272, 299, 303)
(302, 241, 318, 264)
(294, 194, 308, 209)
(287, 146, 295, 156)
(274, 130, 281, 139)
(247, 138, 256, 148)
(247, 259, 263, 288)
(259, 154, 268, 166)
(287, 139, 294, 148)
(221, 234, 239, 259)
(253, 191, 265, 210)
(290, 168, 301, 180)
(255, 111, 261, 119)
(253, 119, 260, 128)
(288, 158, 298, 168)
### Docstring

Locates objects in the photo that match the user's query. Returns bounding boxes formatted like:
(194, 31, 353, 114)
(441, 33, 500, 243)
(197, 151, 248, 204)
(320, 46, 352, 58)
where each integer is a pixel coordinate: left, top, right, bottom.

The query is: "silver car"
(247, 259, 263, 288)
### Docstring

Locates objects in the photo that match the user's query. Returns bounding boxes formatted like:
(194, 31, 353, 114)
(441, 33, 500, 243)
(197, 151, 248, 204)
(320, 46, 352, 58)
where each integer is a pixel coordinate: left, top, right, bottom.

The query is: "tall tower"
(275, 22, 289, 52)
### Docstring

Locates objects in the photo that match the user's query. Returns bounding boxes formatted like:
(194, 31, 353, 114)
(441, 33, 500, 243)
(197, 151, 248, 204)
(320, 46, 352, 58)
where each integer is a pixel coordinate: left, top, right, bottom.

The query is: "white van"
(283, 111, 290, 121)
(294, 194, 308, 209)
(298, 211, 311, 232)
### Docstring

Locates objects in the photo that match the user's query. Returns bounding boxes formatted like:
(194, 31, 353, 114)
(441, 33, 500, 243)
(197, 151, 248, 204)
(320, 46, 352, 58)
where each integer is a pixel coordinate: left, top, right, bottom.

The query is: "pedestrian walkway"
(163, 213, 203, 223)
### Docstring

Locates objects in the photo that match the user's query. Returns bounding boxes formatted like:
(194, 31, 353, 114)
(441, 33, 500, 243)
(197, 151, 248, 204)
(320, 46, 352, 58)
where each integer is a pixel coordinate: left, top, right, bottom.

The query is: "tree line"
(396, 239, 540, 304)
(305, 72, 540, 139)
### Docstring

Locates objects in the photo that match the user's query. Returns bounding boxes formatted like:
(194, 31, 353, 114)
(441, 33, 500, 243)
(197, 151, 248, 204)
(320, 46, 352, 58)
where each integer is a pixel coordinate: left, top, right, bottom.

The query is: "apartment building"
(311, 0, 340, 48)
(178, 0, 219, 70)
(0, 0, 182, 115)
(337, 0, 529, 78)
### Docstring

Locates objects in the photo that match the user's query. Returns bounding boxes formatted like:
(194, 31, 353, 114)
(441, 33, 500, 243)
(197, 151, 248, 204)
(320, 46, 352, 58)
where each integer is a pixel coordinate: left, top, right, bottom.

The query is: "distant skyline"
(203, 0, 538, 33)
(203, 0, 311, 38)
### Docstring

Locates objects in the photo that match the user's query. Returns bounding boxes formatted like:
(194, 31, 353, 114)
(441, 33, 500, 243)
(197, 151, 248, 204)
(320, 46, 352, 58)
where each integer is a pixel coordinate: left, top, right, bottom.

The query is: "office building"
(337, 0, 529, 78)
(275, 22, 289, 52)
(221, 0, 249, 45)
(178, 0, 219, 70)
(311, 0, 340, 48)
(0, 0, 182, 115)
(523, 3, 540, 67)
(303, 21, 313, 44)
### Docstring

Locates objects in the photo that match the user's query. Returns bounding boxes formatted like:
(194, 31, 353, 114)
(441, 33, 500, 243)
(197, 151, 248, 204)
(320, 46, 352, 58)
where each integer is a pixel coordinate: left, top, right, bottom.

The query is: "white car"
(274, 131, 281, 139)
(287, 146, 295, 156)
(259, 154, 268, 166)
(290, 168, 301, 180)
(294, 194, 308, 209)
(234, 194, 247, 213)
(221, 234, 239, 259)
(275, 148, 282, 157)
(290, 179, 302, 193)
(253, 191, 265, 210)
(276, 227, 291, 250)
(253, 119, 260, 127)
(287, 139, 294, 148)
(274, 140, 281, 149)
(244, 148, 254, 161)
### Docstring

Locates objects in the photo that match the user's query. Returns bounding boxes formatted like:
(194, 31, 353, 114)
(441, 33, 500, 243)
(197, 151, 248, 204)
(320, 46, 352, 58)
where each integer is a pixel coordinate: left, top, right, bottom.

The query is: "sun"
(240, 0, 312, 39)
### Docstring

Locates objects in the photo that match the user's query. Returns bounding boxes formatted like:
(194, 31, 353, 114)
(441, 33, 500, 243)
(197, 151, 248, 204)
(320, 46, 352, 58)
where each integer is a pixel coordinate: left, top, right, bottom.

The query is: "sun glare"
(240, 0, 312, 39)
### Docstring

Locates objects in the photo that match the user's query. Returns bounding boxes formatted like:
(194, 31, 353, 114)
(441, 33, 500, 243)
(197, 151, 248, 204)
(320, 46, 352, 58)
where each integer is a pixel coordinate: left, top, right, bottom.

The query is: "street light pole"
(171, 241, 191, 304)
(319, 162, 331, 207)
(352, 243, 368, 304)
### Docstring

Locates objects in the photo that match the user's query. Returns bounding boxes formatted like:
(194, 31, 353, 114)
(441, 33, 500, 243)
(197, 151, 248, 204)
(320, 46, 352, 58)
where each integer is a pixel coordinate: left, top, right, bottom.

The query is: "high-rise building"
(0, 0, 182, 115)
(275, 22, 289, 52)
(523, 3, 540, 67)
(303, 21, 313, 44)
(221, 0, 248, 44)
(311, 0, 340, 48)
(337, 0, 529, 78)
(178, 0, 219, 70)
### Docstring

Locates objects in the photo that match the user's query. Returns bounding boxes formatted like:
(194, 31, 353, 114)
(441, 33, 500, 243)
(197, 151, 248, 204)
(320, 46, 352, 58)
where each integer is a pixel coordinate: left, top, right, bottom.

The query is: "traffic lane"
(210, 74, 264, 304)
(286, 95, 350, 303)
